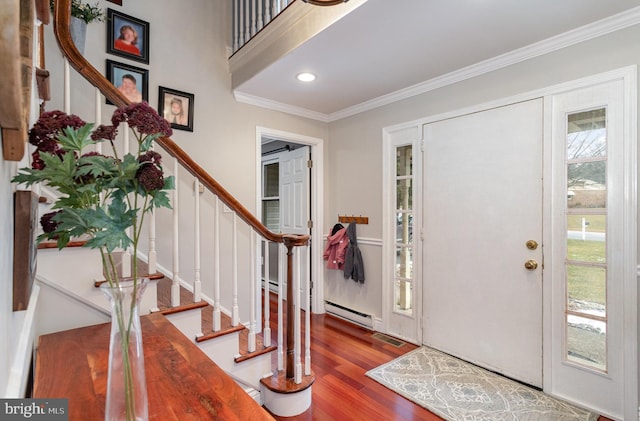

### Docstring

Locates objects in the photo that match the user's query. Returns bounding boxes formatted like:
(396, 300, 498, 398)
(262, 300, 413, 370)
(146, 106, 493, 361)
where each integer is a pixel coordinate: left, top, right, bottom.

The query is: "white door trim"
(381, 125, 423, 344)
(255, 126, 325, 313)
(382, 65, 637, 419)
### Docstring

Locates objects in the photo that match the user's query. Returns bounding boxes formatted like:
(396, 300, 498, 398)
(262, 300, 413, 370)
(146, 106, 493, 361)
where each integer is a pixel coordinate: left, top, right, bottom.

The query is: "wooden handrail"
(53, 0, 310, 383)
(52, 0, 309, 248)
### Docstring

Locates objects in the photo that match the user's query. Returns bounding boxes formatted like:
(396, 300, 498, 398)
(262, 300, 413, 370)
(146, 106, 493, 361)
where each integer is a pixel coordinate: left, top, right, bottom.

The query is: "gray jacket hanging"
(343, 223, 365, 283)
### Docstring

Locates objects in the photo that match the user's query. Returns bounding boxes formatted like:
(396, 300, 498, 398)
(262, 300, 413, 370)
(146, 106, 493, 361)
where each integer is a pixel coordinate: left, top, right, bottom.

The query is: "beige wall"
(324, 24, 640, 321)
(44, 0, 328, 208)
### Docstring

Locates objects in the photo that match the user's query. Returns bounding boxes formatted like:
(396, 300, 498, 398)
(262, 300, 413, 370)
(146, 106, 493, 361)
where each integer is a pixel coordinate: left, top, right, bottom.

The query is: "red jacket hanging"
(323, 226, 349, 270)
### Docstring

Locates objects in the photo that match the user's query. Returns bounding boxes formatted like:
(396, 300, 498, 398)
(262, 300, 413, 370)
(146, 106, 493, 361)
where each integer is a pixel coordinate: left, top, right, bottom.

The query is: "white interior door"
(422, 99, 544, 387)
(280, 146, 310, 311)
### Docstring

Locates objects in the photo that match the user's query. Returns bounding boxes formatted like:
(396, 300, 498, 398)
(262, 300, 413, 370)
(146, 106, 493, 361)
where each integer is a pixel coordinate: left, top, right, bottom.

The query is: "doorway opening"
(255, 127, 325, 314)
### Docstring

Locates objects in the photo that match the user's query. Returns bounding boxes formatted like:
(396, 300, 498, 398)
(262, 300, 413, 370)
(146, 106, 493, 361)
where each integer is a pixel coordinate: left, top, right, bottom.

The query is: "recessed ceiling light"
(296, 72, 316, 82)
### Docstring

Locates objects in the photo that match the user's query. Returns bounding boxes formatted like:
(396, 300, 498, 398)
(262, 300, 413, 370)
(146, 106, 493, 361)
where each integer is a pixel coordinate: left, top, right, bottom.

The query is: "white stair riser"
(164, 310, 203, 340)
(261, 385, 312, 417)
(229, 353, 272, 387)
(197, 333, 240, 371)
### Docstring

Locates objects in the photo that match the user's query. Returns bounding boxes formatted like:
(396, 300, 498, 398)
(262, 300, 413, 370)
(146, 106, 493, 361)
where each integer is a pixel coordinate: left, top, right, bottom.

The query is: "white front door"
(422, 99, 544, 387)
(280, 146, 311, 311)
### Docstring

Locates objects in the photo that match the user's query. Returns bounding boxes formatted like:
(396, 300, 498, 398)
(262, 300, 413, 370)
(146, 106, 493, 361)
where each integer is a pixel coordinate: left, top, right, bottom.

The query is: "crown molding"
(234, 91, 331, 122)
(234, 6, 640, 123)
(327, 6, 640, 121)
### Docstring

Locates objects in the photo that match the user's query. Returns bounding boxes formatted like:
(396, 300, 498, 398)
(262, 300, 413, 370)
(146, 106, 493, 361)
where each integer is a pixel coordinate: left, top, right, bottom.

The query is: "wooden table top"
(33, 312, 275, 421)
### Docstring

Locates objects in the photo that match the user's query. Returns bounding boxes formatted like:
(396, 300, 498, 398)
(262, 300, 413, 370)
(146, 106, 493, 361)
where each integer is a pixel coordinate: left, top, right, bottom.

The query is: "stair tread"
(156, 277, 207, 313)
(260, 369, 315, 394)
(236, 330, 277, 363)
(38, 234, 92, 249)
(94, 254, 165, 287)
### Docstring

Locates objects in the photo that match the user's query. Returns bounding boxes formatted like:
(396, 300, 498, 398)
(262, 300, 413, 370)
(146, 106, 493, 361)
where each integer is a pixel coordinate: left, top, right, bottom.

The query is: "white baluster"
(232, 213, 239, 326)
(264, 0, 272, 27)
(257, 0, 264, 31)
(171, 157, 180, 307)
(64, 59, 70, 113)
(238, 0, 245, 47)
(193, 179, 201, 302)
(294, 248, 302, 384)
(251, 0, 257, 36)
(277, 242, 284, 371)
(244, 0, 250, 46)
(148, 208, 156, 274)
(213, 197, 221, 331)
(146, 142, 156, 275)
(263, 239, 271, 347)
(248, 230, 256, 352)
(233, 0, 239, 52)
(146, 144, 156, 275)
(94, 88, 102, 153)
(271, 0, 278, 21)
(304, 244, 311, 375)
(121, 126, 132, 278)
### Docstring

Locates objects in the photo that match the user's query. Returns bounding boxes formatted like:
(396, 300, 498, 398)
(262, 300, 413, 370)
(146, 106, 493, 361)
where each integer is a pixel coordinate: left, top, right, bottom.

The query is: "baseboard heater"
(325, 301, 373, 329)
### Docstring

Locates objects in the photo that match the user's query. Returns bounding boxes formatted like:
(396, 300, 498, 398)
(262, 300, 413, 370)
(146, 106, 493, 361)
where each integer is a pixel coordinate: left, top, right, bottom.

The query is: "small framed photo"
(107, 9, 149, 64)
(158, 87, 194, 132)
(106, 59, 148, 104)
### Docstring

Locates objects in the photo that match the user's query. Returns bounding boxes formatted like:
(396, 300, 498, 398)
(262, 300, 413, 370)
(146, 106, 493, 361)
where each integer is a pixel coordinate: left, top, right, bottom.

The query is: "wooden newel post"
(282, 234, 309, 381)
(285, 243, 295, 379)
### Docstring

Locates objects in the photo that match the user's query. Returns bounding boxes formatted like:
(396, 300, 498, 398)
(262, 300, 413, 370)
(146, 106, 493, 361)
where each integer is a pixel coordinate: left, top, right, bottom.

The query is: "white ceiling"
(233, 0, 640, 121)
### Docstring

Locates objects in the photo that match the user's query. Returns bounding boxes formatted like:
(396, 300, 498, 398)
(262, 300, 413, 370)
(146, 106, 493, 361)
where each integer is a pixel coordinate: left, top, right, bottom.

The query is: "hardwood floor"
(267, 310, 440, 421)
(265, 301, 614, 421)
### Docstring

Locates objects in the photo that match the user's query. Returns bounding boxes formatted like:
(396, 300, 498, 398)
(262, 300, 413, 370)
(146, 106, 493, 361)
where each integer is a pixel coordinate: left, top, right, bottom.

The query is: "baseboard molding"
(6, 285, 40, 398)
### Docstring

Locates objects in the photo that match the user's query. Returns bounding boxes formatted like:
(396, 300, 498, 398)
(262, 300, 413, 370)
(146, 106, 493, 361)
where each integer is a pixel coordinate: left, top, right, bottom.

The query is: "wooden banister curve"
(52, 0, 309, 248)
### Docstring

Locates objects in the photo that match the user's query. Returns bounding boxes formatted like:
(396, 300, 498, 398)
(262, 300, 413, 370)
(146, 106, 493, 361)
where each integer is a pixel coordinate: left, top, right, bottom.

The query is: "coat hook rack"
(338, 215, 369, 225)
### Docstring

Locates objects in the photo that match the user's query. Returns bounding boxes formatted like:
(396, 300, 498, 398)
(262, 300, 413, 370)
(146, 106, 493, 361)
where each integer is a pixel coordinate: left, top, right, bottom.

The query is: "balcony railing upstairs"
(232, 0, 294, 53)
(228, 0, 363, 92)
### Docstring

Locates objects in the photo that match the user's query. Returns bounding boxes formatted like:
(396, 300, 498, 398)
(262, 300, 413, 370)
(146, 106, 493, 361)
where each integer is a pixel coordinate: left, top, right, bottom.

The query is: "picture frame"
(107, 9, 149, 64)
(107, 0, 123, 4)
(106, 59, 148, 104)
(158, 86, 194, 132)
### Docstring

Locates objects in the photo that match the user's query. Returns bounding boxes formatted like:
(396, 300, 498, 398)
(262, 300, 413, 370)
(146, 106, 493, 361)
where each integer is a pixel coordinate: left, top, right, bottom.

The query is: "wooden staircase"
(31, 1, 316, 416)
(37, 243, 280, 400)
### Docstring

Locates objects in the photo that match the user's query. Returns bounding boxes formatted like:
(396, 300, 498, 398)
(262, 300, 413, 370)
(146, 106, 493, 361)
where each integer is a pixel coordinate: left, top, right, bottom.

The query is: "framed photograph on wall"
(158, 86, 194, 132)
(106, 59, 148, 104)
(107, 9, 149, 64)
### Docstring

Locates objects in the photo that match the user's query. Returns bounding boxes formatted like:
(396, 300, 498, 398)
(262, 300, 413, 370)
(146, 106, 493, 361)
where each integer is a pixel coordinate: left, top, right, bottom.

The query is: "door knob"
(524, 260, 538, 270)
(526, 240, 538, 250)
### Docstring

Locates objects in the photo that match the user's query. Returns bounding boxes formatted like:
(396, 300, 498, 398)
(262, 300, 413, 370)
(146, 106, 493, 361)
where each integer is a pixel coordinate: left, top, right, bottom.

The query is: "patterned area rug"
(366, 346, 598, 421)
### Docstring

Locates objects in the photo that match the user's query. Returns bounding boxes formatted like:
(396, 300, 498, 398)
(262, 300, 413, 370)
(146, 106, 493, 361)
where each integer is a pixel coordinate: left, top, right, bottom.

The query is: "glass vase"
(101, 278, 149, 421)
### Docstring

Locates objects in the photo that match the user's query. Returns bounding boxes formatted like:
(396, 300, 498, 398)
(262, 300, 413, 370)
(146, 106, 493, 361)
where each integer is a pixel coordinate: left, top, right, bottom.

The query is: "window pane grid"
(566, 209, 607, 215)
(394, 145, 414, 315)
(566, 309, 607, 323)
(564, 107, 608, 372)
